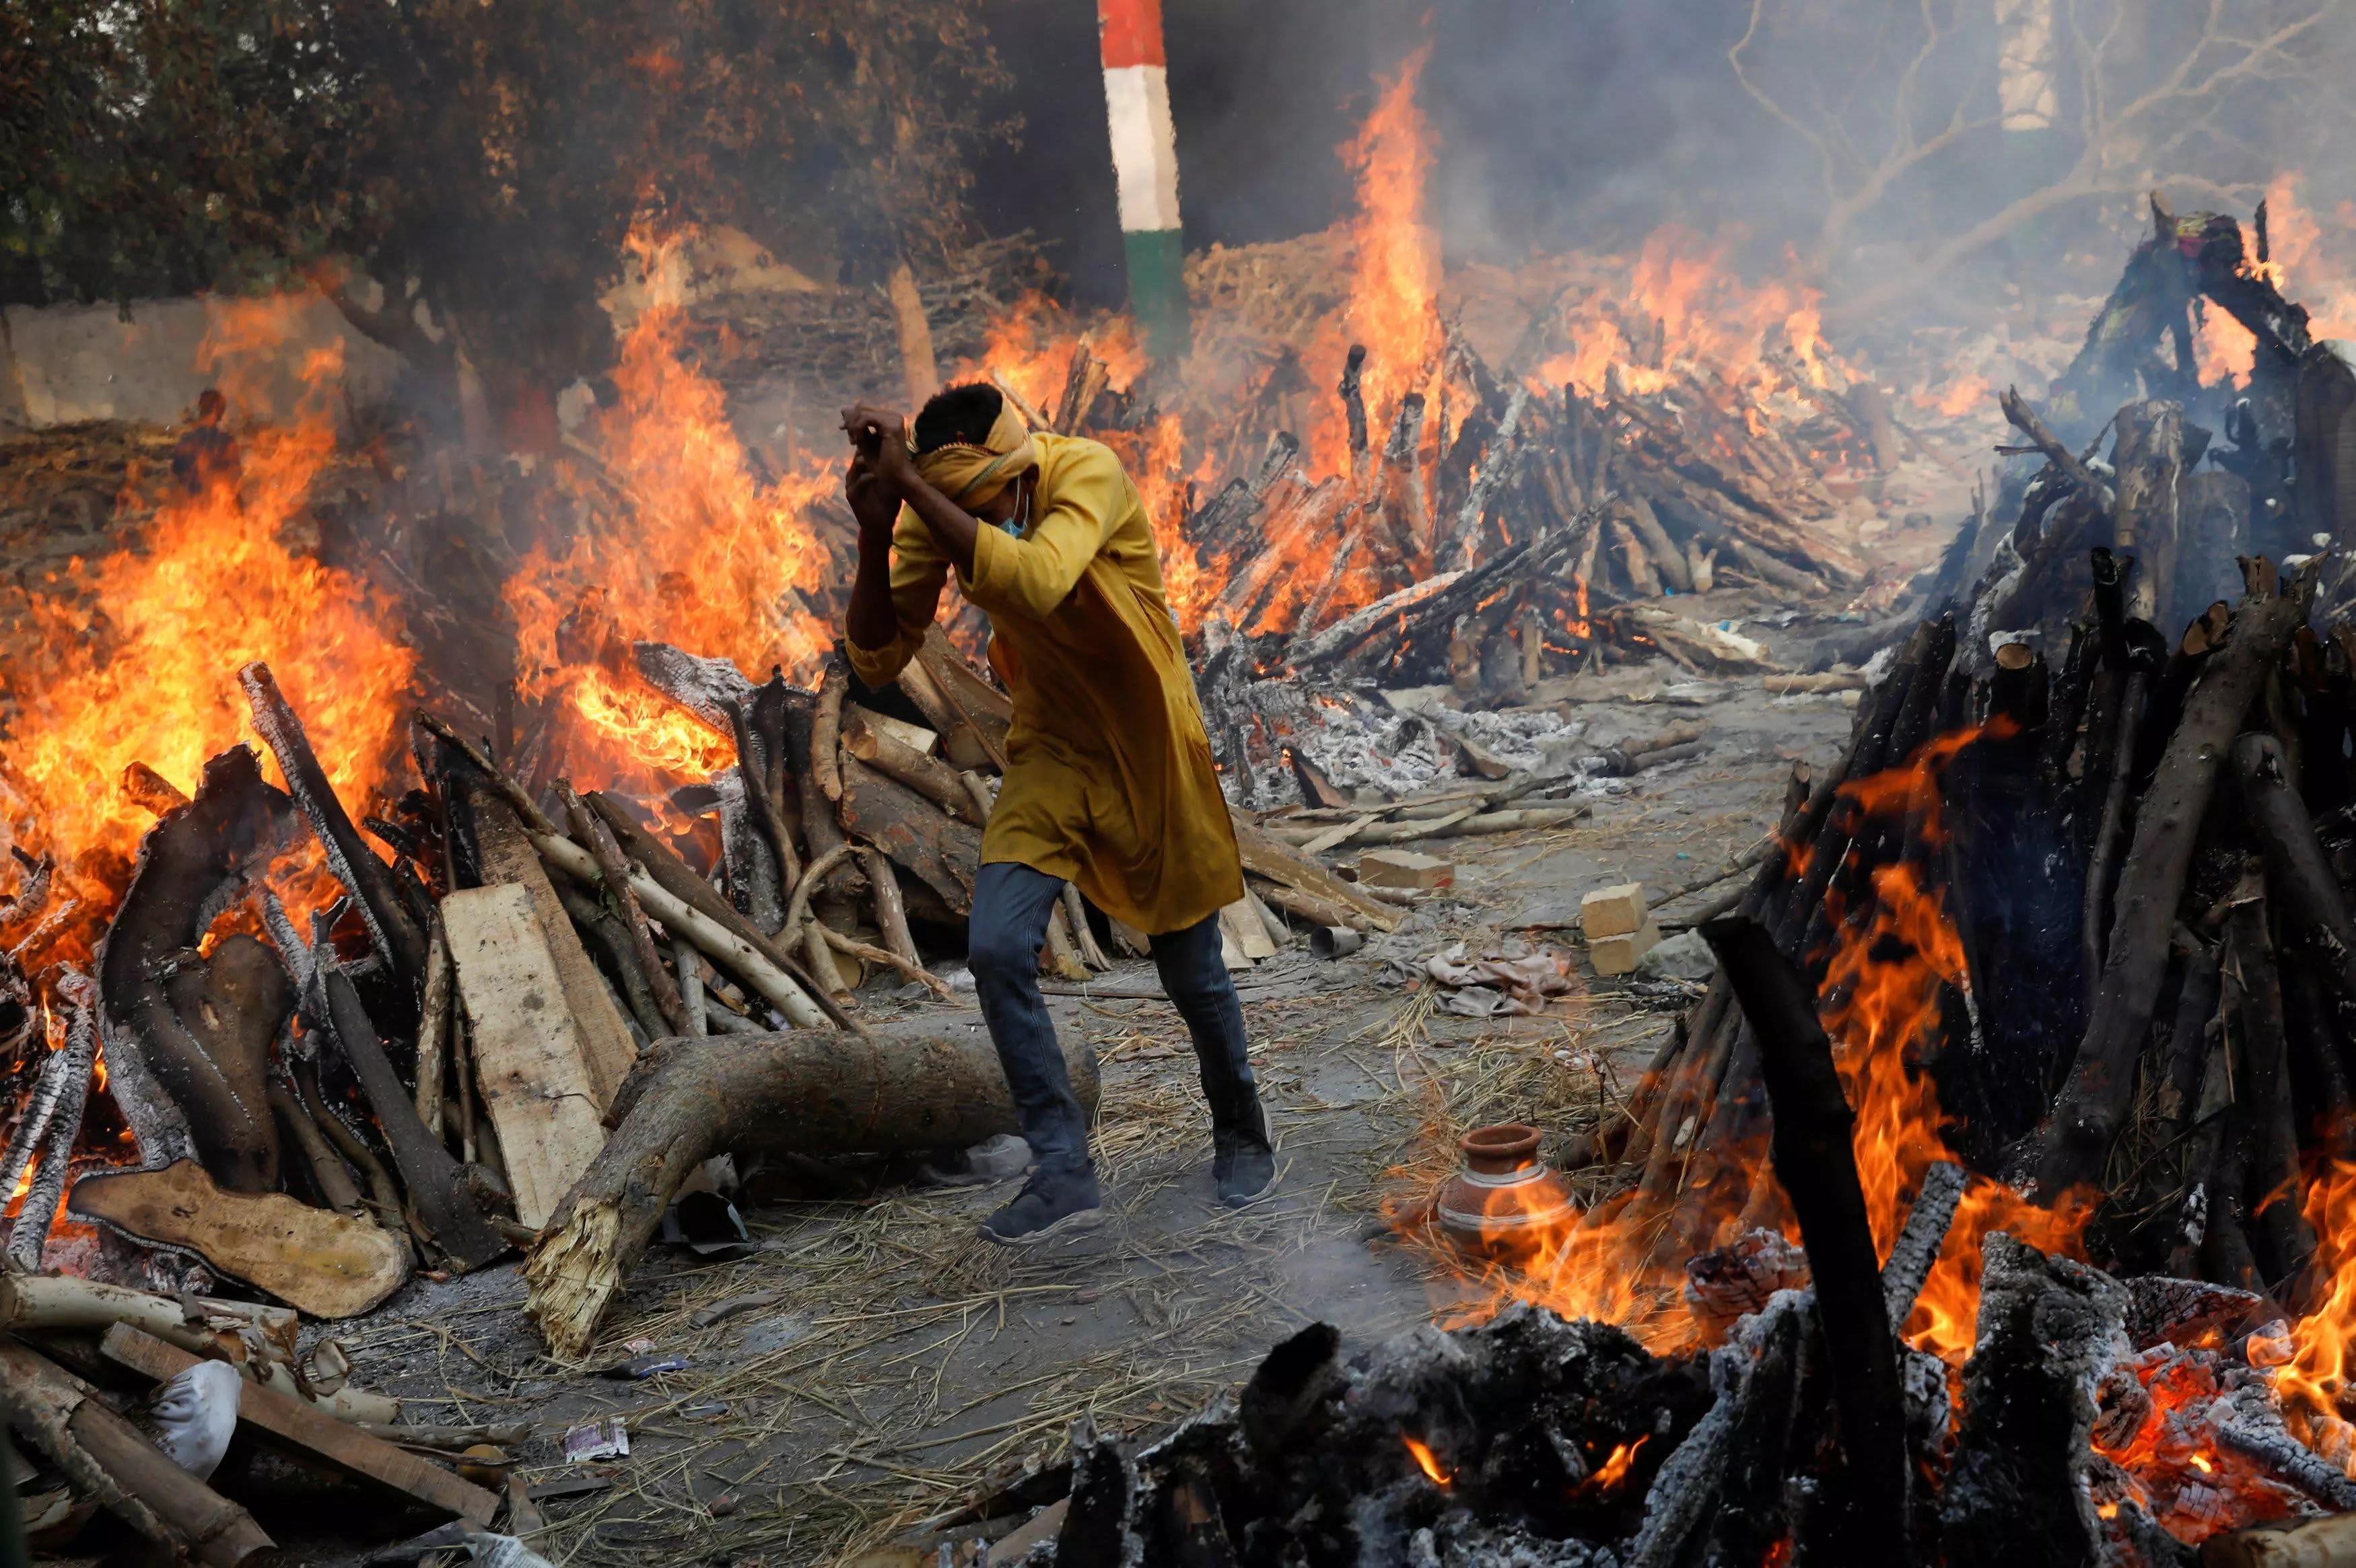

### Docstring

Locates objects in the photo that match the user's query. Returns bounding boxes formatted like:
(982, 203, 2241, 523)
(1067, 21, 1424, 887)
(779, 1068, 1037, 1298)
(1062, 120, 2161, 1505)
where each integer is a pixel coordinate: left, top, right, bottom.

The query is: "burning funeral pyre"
(11, 45, 2356, 1561)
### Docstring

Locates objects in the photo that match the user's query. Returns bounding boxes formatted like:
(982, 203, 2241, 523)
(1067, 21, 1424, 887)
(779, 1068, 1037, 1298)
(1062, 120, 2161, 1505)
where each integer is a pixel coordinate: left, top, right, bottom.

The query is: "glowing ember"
(1581, 1435, 1647, 1494)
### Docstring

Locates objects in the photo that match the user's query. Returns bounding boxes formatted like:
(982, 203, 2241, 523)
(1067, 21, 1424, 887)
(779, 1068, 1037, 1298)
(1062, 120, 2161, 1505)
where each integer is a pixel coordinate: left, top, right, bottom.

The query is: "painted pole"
(1099, 0, 1190, 362)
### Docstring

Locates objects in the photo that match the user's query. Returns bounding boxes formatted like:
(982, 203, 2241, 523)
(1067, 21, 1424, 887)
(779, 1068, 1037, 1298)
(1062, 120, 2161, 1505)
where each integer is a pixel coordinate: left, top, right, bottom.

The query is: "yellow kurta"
(845, 433, 1243, 935)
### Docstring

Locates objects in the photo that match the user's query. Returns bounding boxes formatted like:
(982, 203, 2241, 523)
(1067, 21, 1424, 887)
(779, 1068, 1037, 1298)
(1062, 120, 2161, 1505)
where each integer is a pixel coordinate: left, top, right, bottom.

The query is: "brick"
(1589, 917, 1663, 976)
(1358, 849, 1454, 891)
(1581, 882, 1648, 938)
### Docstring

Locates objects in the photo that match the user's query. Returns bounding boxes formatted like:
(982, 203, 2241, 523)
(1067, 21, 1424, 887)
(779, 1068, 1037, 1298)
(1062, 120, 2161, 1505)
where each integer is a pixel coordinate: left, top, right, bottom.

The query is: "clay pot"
(1434, 1123, 1575, 1255)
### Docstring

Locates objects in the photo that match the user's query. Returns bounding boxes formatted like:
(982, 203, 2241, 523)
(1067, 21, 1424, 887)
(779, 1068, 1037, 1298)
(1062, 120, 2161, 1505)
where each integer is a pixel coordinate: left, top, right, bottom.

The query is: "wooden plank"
(1229, 818, 1401, 931)
(1220, 899, 1276, 961)
(470, 788, 636, 1110)
(99, 1325, 499, 1527)
(65, 1160, 409, 1319)
(443, 882, 611, 1230)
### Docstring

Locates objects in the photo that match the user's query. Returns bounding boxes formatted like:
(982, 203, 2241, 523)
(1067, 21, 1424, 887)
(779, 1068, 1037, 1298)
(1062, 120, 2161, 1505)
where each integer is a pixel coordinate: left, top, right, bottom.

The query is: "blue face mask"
(994, 482, 1032, 538)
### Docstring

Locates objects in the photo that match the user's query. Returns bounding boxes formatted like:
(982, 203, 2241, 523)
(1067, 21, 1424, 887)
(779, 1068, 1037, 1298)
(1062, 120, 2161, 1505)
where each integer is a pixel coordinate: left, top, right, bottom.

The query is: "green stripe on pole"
(1123, 227, 1189, 363)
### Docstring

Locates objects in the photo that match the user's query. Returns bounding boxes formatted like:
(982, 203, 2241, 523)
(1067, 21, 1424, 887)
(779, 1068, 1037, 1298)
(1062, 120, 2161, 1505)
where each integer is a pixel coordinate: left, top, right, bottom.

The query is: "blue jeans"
(968, 861, 1257, 1177)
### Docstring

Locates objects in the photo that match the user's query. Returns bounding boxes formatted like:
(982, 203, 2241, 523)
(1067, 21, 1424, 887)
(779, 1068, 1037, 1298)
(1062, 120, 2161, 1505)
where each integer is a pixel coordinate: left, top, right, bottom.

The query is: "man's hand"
(845, 452, 901, 545)
(841, 402, 916, 490)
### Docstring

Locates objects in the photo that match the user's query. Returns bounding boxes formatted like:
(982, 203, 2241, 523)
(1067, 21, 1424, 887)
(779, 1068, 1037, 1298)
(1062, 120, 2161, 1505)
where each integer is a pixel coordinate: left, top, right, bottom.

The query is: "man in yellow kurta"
(841, 384, 1276, 1244)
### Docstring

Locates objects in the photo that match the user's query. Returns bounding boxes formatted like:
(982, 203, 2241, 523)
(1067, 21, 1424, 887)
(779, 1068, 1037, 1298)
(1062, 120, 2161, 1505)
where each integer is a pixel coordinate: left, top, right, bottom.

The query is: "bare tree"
(1731, 0, 2354, 310)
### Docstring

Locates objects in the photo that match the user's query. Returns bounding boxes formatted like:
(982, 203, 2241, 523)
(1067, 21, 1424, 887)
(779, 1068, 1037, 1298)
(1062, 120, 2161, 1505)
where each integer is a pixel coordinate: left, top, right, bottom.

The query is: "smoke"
(973, 0, 2356, 334)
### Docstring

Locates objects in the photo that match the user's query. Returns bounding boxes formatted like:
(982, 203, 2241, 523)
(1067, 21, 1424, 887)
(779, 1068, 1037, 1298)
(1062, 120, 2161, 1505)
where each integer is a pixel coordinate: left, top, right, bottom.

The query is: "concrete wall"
(0, 290, 405, 430)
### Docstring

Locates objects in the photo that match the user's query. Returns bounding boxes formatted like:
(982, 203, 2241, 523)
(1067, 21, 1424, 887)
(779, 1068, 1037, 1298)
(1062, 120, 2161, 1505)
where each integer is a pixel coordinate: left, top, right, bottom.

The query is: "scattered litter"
(527, 1475, 617, 1502)
(563, 1417, 629, 1462)
(660, 1189, 753, 1258)
(689, 1291, 784, 1329)
(598, 1352, 690, 1380)
(1393, 943, 1584, 1016)
(142, 1359, 241, 1480)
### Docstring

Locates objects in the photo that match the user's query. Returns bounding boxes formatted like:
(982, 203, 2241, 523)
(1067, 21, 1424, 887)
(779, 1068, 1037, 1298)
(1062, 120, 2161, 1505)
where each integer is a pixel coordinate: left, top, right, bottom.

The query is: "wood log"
(524, 1024, 1103, 1360)
(413, 912, 453, 1137)
(1610, 518, 1664, 597)
(672, 937, 707, 1036)
(102, 1324, 501, 1525)
(915, 624, 1014, 768)
(2238, 732, 2356, 1005)
(320, 964, 506, 1271)
(548, 876, 664, 1040)
(271, 1081, 365, 1213)
(2114, 400, 2188, 627)
(2038, 569, 2312, 1196)
(727, 701, 799, 899)
(583, 793, 860, 1033)
(1939, 1234, 2129, 1568)
(845, 720, 987, 825)
(1378, 392, 1431, 565)
(5, 981, 96, 1272)
(2225, 891, 2316, 1291)
(1626, 495, 1692, 593)
(1064, 881, 1114, 970)
(444, 882, 613, 1230)
(533, 830, 829, 1029)
(68, 1159, 409, 1317)
(95, 746, 293, 1185)
(240, 662, 426, 986)
(837, 756, 981, 915)
(716, 765, 786, 933)
(2083, 641, 2159, 991)
(820, 919, 946, 995)
(0, 1337, 273, 1563)
(1231, 819, 1402, 931)
(812, 653, 847, 804)
(559, 783, 688, 1035)
(0, 1273, 294, 1355)
(1999, 385, 2101, 495)
(0, 974, 96, 1243)
(1700, 915, 1908, 1559)
(293, 1057, 407, 1238)
(1882, 1161, 1969, 1330)
(861, 847, 921, 970)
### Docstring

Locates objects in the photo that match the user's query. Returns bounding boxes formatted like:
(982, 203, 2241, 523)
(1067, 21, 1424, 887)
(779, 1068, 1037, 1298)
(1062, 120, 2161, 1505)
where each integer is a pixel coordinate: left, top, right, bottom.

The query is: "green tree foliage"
(1, 0, 1011, 427)
(2, 0, 359, 304)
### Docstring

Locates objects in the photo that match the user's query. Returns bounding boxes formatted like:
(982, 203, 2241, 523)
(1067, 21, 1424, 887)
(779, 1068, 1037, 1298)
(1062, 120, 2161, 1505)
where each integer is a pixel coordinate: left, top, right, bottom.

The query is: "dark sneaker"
(1216, 1137, 1278, 1208)
(978, 1169, 1106, 1246)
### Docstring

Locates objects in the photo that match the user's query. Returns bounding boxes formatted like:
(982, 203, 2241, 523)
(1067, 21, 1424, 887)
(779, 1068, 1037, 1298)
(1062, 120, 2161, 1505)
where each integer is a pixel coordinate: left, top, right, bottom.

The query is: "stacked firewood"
(1177, 328, 1863, 682)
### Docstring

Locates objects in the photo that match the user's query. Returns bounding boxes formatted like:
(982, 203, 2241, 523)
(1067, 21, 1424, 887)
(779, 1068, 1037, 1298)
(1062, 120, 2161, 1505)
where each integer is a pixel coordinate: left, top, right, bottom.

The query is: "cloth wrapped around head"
(911, 398, 1037, 508)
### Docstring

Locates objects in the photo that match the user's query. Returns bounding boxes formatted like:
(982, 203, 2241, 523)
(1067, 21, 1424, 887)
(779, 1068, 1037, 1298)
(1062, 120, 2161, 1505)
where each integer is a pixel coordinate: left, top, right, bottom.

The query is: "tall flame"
(506, 229, 838, 783)
(3, 296, 414, 948)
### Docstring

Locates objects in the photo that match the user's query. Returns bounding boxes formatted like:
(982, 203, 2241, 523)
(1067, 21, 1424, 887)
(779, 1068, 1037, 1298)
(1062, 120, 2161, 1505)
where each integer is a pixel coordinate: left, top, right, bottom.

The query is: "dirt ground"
(267, 653, 1859, 1568)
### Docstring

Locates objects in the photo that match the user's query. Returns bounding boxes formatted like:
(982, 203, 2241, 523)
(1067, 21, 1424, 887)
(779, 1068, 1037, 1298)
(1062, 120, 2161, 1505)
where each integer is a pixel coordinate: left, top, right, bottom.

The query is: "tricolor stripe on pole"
(1099, 0, 1189, 361)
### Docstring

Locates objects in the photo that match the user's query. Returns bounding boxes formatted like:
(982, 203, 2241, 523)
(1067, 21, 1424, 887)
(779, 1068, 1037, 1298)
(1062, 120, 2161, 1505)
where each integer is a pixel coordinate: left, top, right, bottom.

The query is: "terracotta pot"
(1435, 1122, 1575, 1255)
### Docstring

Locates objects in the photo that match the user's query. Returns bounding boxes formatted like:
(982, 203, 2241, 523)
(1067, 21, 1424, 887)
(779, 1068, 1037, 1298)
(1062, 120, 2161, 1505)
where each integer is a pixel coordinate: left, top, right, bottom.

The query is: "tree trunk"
(524, 1024, 1101, 1361)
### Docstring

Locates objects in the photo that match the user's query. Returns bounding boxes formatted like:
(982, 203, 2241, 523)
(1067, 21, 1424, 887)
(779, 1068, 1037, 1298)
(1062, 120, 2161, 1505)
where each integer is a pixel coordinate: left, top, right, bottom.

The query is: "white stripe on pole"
(1102, 64, 1181, 235)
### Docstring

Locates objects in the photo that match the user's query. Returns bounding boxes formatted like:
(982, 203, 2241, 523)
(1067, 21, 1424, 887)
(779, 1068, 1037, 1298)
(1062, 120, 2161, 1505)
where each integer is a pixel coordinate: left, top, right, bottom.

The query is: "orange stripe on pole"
(1099, 0, 1166, 70)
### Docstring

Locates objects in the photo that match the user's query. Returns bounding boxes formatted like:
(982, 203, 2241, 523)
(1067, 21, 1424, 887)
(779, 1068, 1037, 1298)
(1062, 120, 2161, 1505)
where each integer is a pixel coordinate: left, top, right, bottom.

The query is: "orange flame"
(506, 229, 838, 783)
(1581, 1435, 1647, 1494)
(1403, 1435, 1451, 1485)
(3, 295, 414, 956)
(1535, 227, 1838, 402)
(1815, 721, 2089, 1362)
